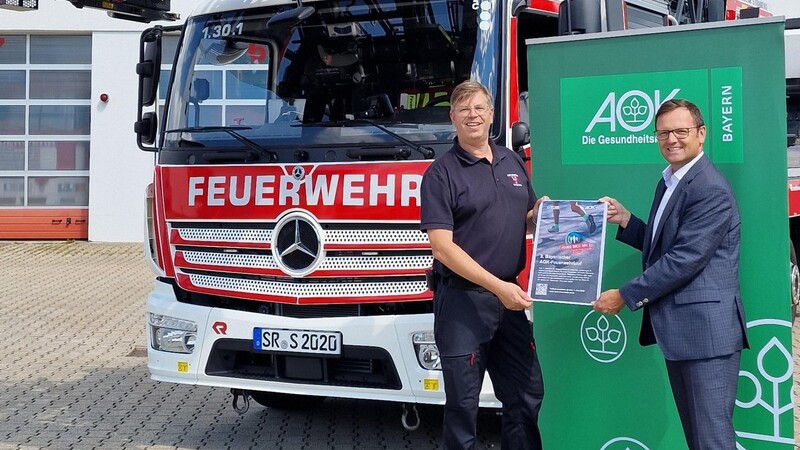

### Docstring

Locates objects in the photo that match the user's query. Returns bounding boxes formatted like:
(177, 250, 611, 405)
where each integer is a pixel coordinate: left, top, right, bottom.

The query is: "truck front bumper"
(146, 278, 500, 407)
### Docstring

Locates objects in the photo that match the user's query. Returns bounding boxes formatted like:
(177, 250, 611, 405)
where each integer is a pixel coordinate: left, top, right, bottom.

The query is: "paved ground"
(0, 241, 797, 450)
(0, 241, 502, 450)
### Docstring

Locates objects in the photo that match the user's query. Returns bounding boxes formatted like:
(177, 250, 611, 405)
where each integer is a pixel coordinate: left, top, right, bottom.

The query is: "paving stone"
(1, 241, 791, 449)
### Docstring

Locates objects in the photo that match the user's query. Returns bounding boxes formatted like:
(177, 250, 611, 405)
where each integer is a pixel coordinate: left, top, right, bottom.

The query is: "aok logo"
(580, 311, 627, 363)
(599, 437, 651, 450)
(734, 319, 794, 447)
(585, 89, 681, 133)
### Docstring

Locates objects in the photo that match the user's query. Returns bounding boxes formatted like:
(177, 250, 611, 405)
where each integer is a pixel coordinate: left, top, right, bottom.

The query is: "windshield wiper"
(296, 119, 436, 159)
(165, 126, 278, 161)
(355, 119, 435, 159)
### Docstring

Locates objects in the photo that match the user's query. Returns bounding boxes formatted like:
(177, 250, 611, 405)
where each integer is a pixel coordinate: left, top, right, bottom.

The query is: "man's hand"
(493, 280, 533, 311)
(528, 195, 551, 232)
(592, 289, 625, 315)
(599, 196, 631, 228)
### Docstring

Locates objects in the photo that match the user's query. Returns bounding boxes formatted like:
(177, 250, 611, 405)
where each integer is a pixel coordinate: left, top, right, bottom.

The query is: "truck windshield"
(161, 0, 499, 161)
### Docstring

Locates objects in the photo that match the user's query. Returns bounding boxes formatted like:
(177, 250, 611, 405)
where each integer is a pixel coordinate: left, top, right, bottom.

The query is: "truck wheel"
(248, 392, 325, 410)
(791, 243, 800, 322)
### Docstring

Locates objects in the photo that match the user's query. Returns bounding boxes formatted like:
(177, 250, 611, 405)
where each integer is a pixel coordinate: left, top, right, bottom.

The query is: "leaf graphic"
(756, 337, 793, 383)
(595, 315, 610, 332)
(585, 327, 599, 342)
(607, 329, 621, 344)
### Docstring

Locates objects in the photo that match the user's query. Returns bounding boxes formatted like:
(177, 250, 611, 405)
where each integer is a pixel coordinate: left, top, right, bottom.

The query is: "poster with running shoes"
(528, 200, 607, 305)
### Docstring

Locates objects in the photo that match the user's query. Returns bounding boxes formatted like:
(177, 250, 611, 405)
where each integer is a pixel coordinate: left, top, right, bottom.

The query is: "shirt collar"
(662, 151, 704, 184)
(453, 138, 504, 165)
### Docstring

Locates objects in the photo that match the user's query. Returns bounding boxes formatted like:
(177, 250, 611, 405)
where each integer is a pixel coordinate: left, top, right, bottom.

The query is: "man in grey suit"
(593, 99, 748, 450)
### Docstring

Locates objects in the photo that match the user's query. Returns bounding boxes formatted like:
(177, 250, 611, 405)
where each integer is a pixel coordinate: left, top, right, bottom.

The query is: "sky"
(762, 0, 800, 18)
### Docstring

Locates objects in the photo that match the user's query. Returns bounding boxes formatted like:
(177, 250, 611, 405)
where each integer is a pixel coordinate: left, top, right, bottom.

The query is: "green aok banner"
(526, 18, 790, 449)
(561, 68, 744, 165)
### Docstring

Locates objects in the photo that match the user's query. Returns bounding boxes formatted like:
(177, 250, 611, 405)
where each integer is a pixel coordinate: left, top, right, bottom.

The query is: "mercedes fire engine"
(137, 0, 546, 421)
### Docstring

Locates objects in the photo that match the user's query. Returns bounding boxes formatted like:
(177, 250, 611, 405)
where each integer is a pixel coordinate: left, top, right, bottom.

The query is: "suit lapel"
(643, 179, 666, 259)
(647, 155, 711, 260)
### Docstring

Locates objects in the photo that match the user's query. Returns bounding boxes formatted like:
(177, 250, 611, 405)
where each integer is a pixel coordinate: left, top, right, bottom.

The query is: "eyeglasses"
(454, 105, 492, 116)
(653, 126, 702, 141)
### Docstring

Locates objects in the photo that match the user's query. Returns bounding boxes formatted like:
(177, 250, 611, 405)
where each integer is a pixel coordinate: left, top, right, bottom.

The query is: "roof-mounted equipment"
(66, 0, 179, 23)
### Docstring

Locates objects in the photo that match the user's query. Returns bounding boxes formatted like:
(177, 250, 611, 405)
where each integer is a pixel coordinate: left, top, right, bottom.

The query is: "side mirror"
(191, 78, 210, 103)
(135, 112, 158, 147)
(136, 27, 163, 151)
(138, 28, 162, 107)
(511, 121, 530, 152)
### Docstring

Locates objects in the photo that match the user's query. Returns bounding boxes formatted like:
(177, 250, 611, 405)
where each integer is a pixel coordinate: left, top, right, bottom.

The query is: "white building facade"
(0, 0, 194, 242)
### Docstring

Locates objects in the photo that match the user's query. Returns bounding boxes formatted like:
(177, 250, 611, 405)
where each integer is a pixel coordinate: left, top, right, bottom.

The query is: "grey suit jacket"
(617, 154, 748, 361)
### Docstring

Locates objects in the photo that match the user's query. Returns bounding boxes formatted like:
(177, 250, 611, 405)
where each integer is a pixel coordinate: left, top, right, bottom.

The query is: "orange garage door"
(0, 209, 88, 240)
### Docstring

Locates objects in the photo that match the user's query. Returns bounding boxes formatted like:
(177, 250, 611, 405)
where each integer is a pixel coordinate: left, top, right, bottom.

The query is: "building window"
(0, 177, 24, 206)
(0, 141, 24, 171)
(30, 36, 92, 64)
(30, 71, 92, 99)
(29, 106, 91, 135)
(28, 141, 90, 171)
(0, 105, 25, 134)
(0, 36, 26, 64)
(0, 34, 91, 207)
(28, 176, 89, 206)
(0, 71, 25, 99)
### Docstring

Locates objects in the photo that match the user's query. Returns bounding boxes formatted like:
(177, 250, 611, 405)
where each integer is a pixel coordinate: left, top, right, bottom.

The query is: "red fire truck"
(136, 0, 547, 423)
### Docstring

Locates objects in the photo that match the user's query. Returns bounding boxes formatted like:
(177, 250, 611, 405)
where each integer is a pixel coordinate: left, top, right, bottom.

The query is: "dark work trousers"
(434, 283, 544, 450)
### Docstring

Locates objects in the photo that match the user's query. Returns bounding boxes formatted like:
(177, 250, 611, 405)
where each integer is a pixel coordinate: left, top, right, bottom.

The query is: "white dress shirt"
(651, 152, 705, 244)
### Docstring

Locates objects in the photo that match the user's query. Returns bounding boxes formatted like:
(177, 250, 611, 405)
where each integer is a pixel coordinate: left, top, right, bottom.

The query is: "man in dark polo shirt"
(420, 80, 544, 450)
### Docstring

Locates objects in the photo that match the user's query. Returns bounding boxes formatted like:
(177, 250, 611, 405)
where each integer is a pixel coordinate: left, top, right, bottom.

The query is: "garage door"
(0, 35, 91, 239)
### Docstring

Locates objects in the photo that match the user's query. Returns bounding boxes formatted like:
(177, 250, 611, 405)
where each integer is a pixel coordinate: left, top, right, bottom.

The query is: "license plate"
(253, 328, 342, 356)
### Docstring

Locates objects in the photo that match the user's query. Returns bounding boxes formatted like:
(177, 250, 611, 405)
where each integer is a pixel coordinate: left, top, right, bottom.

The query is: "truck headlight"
(412, 331, 441, 371)
(149, 313, 197, 354)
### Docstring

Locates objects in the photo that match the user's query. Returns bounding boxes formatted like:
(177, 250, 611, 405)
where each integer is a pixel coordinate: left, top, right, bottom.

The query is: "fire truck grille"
(206, 339, 401, 390)
(187, 272, 428, 297)
(177, 227, 273, 242)
(174, 226, 428, 244)
(170, 223, 433, 303)
(180, 250, 433, 271)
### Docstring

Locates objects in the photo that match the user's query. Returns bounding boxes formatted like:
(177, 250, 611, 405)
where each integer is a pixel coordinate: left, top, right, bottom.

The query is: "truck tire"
(248, 392, 325, 410)
(791, 242, 800, 322)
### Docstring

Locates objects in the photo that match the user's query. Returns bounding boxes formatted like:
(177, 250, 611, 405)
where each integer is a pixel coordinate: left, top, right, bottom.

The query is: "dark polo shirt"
(420, 139, 536, 281)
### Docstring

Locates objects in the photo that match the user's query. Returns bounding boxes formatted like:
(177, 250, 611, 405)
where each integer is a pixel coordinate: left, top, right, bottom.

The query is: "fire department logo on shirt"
(507, 173, 523, 186)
